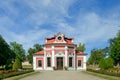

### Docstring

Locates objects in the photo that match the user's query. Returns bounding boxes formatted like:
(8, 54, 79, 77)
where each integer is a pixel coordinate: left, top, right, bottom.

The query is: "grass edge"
(83, 71, 119, 80)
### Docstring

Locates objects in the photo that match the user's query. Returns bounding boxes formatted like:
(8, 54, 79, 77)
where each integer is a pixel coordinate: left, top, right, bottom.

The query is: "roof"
(76, 50, 87, 55)
(45, 33, 74, 44)
(35, 50, 44, 55)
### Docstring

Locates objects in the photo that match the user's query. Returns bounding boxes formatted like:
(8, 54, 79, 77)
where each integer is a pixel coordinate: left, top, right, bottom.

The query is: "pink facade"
(33, 33, 87, 70)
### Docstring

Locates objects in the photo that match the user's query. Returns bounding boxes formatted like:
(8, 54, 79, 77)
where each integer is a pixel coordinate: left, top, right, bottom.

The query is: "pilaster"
(65, 46, 68, 67)
(52, 45, 55, 67)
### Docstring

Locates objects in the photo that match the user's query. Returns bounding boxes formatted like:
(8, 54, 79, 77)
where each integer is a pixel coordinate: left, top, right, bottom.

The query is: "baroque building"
(33, 33, 87, 70)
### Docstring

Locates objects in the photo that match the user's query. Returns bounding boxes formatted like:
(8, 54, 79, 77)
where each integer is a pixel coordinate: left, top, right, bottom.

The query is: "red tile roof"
(35, 50, 44, 55)
(76, 50, 85, 54)
(76, 51, 87, 55)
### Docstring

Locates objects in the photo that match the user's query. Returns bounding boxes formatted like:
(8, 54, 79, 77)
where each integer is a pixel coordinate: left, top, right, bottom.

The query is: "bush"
(99, 58, 106, 69)
(99, 57, 114, 70)
(106, 57, 114, 69)
(13, 58, 22, 70)
(0, 70, 34, 79)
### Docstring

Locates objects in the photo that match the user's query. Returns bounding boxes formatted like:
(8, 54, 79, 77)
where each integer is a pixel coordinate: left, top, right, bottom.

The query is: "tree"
(87, 49, 105, 65)
(33, 44, 43, 52)
(0, 35, 13, 67)
(10, 42, 25, 62)
(27, 48, 36, 64)
(27, 44, 43, 64)
(99, 58, 106, 69)
(76, 43, 86, 52)
(99, 57, 114, 70)
(106, 57, 114, 69)
(110, 30, 120, 66)
(10, 42, 25, 69)
(102, 47, 110, 57)
(13, 58, 22, 70)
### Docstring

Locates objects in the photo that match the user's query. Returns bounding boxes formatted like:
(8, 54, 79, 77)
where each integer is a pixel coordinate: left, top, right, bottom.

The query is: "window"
(78, 60, 82, 67)
(47, 57, 51, 67)
(69, 57, 72, 67)
(58, 36, 62, 40)
(38, 60, 42, 67)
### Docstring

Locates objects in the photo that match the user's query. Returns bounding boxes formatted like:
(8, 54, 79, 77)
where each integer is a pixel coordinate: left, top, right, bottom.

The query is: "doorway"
(57, 57, 63, 70)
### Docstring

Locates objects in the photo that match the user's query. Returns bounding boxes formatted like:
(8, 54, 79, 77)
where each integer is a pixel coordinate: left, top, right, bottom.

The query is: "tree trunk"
(117, 62, 120, 67)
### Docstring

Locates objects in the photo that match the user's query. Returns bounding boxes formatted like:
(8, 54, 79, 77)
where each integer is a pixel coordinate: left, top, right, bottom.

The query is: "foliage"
(0, 35, 15, 66)
(13, 58, 22, 70)
(0, 70, 34, 79)
(10, 42, 25, 62)
(87, 49, 105, 65)
(5, 60, 13, 70)
(106, 57, 114, 69)
(99, 57, 114, 70)
(110, 30, 120, 66)
(101, 47, 110, 57)
(27, 44, 43, 64)
(98, 58, 106, 69)
(76, 43, 86, 52)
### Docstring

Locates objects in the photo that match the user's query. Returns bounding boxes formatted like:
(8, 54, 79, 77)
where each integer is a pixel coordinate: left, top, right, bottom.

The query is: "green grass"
(4, 71, 39, 80)
(84, 71, 120, 80)
(0, 70, 34, 79)
(22, 65, 33, 69)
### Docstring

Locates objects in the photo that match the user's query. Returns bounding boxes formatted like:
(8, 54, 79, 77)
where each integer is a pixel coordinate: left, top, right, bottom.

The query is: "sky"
(0, 0, 120, 57)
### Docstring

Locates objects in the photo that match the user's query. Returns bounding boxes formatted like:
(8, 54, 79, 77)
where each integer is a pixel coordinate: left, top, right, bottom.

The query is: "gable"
(46, 33, 74, 44)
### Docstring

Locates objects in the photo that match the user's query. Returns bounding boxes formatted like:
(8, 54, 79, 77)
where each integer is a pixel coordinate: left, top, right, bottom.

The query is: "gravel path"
(20, 71, 106, 80)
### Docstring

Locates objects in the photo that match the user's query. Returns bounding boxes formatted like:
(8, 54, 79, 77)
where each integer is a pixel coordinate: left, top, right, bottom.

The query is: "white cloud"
(0, 0, 120, 55)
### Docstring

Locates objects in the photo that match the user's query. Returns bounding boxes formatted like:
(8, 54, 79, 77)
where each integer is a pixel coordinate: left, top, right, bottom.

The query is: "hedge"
(87, 69, 120, 77)
(0, 70, 34, 79)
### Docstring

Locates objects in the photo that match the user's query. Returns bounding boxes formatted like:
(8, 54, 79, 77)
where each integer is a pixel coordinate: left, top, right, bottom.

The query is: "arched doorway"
(57, 57, 63, 70)
(55, 52, 64, 70)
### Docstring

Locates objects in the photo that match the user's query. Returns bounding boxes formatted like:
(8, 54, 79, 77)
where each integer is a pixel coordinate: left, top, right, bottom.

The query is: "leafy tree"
(110, 30, 120, 66)
(76, 43, 86, 52)
(0, 35, 14, 67)
(13, 58, 22, 70)
(27, 44, 43, 64)
(10, 42, 25, 69)
(27, 48, 36, 64)
(10, 42, 25, 62)
(102, 47, 110, 57)
(87, 49, 105, 65)
(99, 58, 106, 69)
(33, 44, 43, 52)
(99, 57, 114, 70)
(5, 59, 13, 70)
(106, 57, 114, 69)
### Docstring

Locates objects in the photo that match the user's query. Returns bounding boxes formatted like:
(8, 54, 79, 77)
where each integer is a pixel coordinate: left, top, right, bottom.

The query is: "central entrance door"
(57, 57, 63, 70)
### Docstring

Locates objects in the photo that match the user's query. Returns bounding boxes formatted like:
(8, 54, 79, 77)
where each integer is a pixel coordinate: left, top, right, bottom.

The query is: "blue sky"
(0, 0, 120, 57)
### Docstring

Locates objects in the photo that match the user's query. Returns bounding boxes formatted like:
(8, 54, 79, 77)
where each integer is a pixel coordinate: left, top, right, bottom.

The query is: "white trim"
(36, 67, 43, 70)
(83, 56, 86, 70)
(44, 47, 46, 69)
(46, 67, 53, 70)
(33, 55, 36, 70)
(52, 46, 54, 67)
(65, 46, 68, 67)
(55, 52, 64, 57)
(74, 50, 76, 69)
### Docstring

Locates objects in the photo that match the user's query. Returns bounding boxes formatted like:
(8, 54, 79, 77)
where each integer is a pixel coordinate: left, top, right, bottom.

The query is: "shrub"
(13, 58, 22, 70)
(99, 57, 114, 70)
(0, 70, 34, 79)
(106, 57, 114, 69)
(64, 66, 68, 70)
(99, 58, 106, 69)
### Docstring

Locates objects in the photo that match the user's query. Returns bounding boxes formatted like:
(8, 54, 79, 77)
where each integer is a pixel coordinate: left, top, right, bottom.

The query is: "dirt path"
(20, 71, 106, 80)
